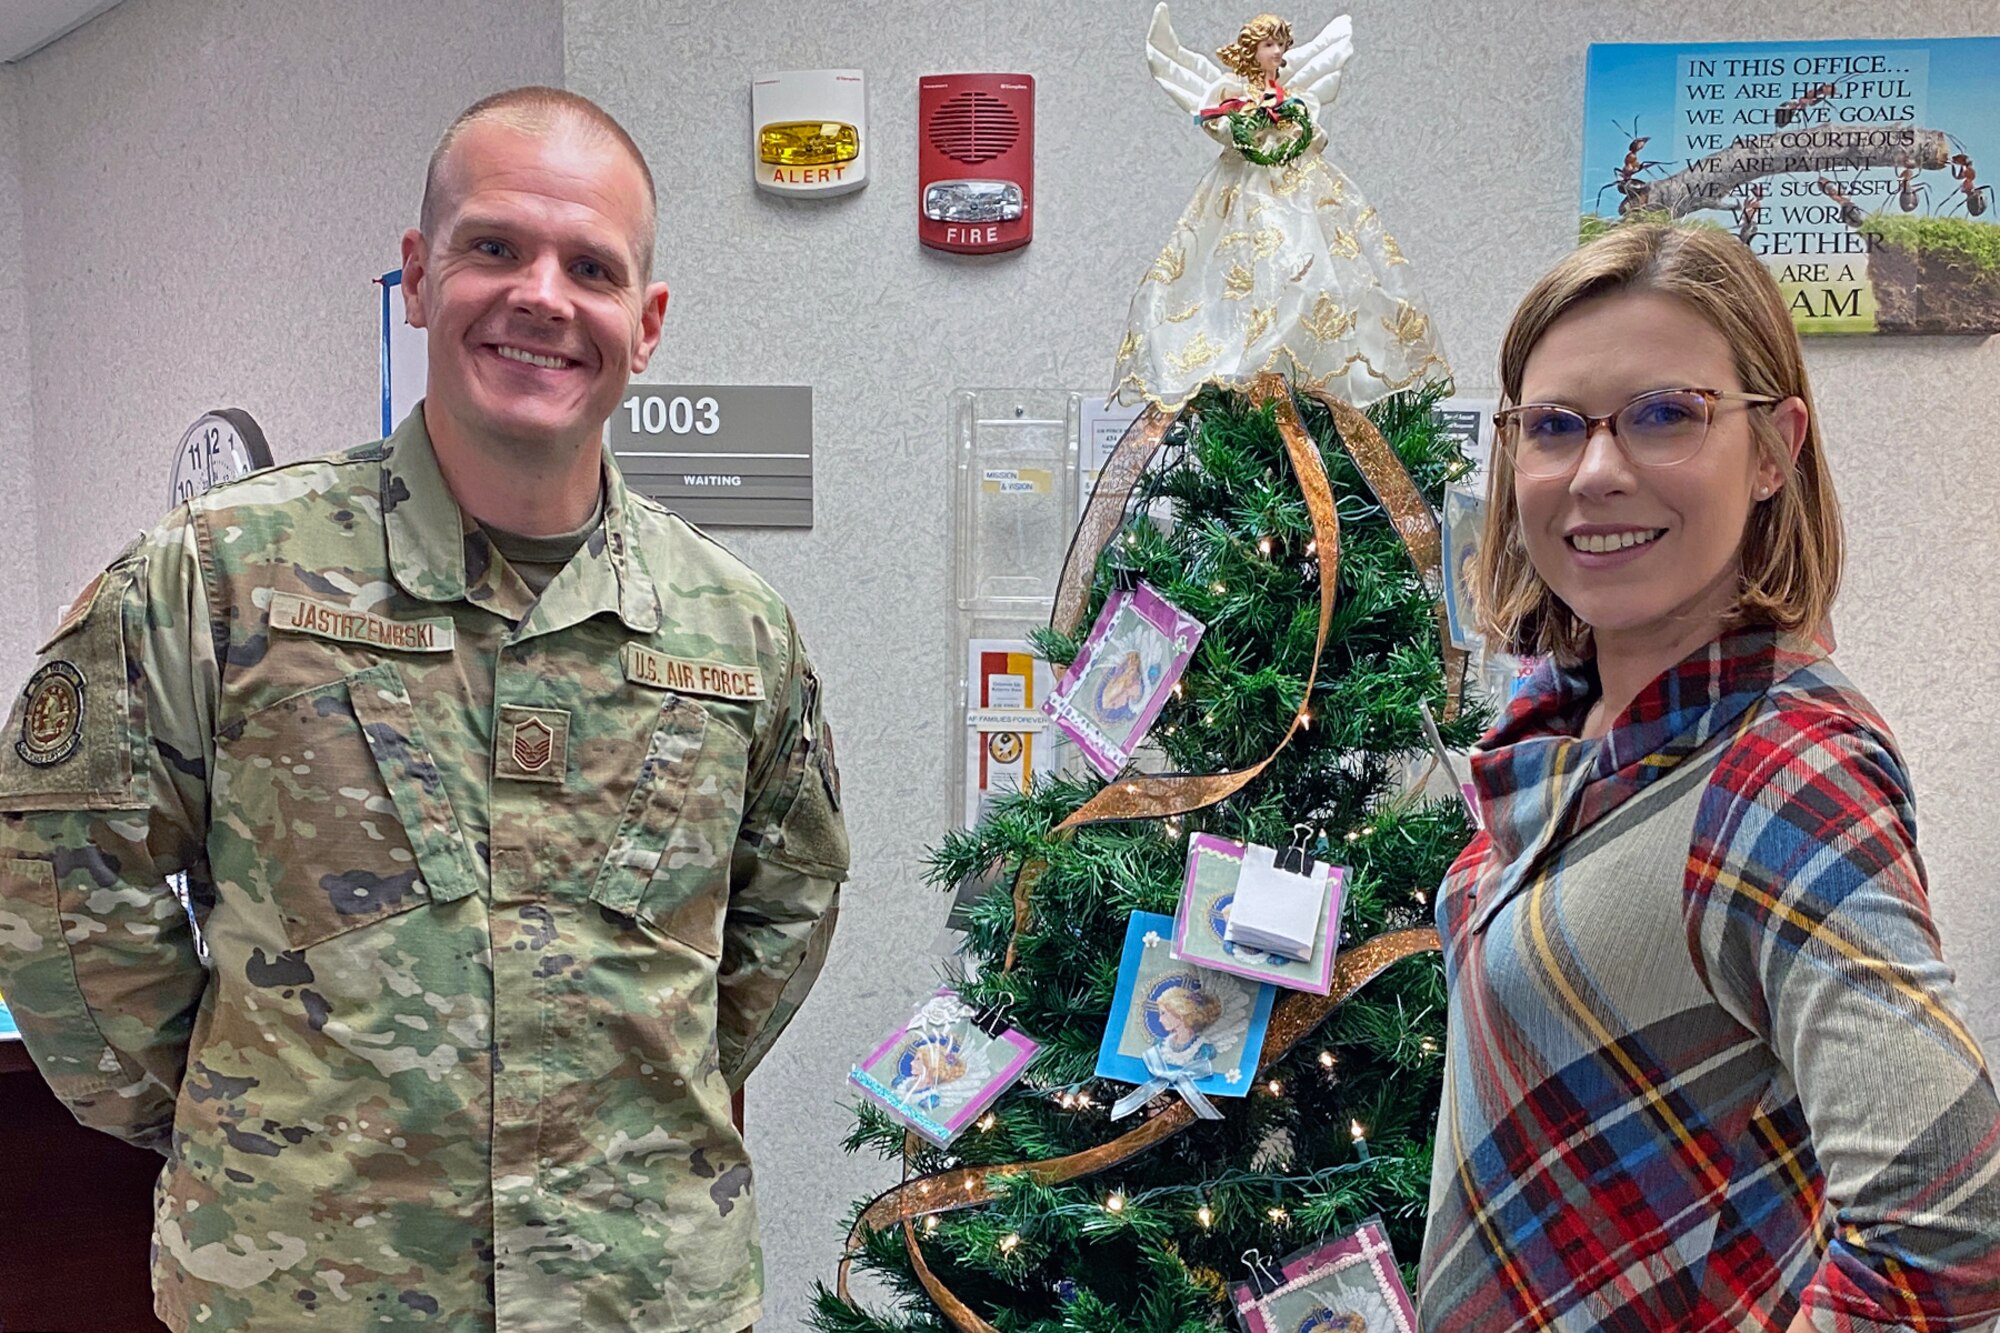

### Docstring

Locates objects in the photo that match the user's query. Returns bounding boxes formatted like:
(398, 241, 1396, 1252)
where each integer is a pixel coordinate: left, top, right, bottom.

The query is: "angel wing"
(1282, 12, 1356, 107)
(1146, 2, 1226, 117)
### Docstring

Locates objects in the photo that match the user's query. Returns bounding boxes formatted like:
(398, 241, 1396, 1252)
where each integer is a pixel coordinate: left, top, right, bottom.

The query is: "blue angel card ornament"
(1097, 912, 1275, 1120)
(1112, 5, 1448, 411)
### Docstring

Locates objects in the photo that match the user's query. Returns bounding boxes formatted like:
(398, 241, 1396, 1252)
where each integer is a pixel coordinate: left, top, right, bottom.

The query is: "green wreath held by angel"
(1112, 4, 1452, 413)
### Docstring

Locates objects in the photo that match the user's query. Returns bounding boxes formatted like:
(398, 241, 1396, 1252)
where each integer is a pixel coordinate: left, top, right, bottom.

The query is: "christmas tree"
(813, 375, 1484, 1333)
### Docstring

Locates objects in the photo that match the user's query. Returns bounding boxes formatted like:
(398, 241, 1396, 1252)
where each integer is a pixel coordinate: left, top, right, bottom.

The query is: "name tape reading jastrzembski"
(268, 592, 456, 653)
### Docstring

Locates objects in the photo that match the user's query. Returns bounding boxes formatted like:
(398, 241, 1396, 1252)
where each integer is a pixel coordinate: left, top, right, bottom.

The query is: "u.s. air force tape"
(622, 644, 765, 701)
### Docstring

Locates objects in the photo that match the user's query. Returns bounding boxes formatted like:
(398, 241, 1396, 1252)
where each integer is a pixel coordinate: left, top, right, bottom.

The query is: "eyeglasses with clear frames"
(1493, 387, 1782, 479)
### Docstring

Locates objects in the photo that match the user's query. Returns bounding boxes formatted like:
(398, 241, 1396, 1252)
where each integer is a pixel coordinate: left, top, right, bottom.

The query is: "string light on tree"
(1351, 1119, 1372, 1162)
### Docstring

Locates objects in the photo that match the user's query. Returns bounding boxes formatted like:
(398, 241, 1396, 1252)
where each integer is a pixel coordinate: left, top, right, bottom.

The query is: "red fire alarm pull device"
(918, 73, 1035, 254)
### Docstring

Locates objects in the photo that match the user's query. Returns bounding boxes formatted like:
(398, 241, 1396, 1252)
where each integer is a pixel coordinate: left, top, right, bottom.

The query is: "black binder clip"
(1275, 823, 1318, 876)
(1242, 1247, 1284, 1297)
(970, 993, 1017, 1039)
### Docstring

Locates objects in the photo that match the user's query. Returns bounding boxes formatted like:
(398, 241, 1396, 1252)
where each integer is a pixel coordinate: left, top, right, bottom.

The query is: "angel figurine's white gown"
(1111, 6, 1449, 410)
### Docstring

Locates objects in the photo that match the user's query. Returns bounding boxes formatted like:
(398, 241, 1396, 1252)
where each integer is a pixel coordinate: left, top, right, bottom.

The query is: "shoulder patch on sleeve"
(0, 558, 145, 808)
(16, 662, 86, 766)
(39, 571, 108, 654)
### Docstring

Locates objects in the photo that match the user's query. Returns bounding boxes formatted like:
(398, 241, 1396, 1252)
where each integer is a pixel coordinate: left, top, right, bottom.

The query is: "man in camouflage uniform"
(0, 87, 846, 1330)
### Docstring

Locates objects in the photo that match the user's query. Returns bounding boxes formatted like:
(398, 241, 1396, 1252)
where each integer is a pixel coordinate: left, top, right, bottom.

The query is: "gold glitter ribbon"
(1001, 858, 1048, 974)
(1003, 377, 1466, 971)
(904, 1218, 1001, 1333)
(836, 927, 1442, 1325)
(1053, 373, 1337, 831)
(1295, 387, 1470, 722)
(1052, 406, 1174, 638)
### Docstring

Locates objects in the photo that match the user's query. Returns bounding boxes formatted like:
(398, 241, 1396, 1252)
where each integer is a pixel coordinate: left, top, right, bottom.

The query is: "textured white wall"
(10, 0, 1998, 1327)
(15, 0, 564, 629)
(0, 66, 39, 689)
(565, 1, 2000, 1328)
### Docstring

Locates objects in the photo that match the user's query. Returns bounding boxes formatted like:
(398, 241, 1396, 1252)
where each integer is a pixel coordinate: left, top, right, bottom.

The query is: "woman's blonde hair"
(1216, 15, 1294, 79)
(1476, 224, 1843, 662)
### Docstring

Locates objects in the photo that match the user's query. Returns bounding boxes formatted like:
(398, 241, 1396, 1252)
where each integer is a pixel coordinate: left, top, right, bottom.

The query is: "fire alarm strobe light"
(919, 73, 1034, 253)
(752, 69, 867, 197)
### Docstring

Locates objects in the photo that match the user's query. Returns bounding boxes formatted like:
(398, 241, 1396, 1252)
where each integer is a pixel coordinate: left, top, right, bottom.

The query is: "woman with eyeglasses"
(1417, 224, 2000, 1332)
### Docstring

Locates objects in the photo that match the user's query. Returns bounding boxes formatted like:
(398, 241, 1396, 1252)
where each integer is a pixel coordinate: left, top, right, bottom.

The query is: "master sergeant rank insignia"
(18, 661, 85, 768)
(495, 705, 570, 784)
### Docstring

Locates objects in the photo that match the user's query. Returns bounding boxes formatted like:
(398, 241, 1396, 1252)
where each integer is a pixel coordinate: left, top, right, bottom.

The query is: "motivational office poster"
(1580, 38, 2000, 335)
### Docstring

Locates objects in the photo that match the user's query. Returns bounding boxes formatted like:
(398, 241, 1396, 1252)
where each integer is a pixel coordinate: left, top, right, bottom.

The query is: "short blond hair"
(421, 86, 657, 276)
(1477, 225, 1843, 662)
(1157, 984, 1224, 1030)
(1216, 15, 1294, 79)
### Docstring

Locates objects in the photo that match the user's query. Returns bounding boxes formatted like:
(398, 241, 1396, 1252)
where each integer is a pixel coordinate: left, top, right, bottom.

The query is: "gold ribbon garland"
(903, 1218, 1001, 1333)
(838, 928, 1443, 1322)
(837, 378, 1465, 1331)
(1049, 377, 1463, 840)
(1007, 377, 1464, 963)
(1052, 406, 1174, 638)
(1052, 373, 1337, 832)
(1297, 387, 1469, 722)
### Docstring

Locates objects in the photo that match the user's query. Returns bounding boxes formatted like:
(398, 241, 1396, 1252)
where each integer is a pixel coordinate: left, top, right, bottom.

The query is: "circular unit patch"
(18, 661, 85, 767)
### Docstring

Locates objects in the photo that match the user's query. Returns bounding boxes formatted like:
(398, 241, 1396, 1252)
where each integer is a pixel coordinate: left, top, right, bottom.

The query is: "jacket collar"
(381, 405, 661, 637)
(1466, 626, 1828, 930)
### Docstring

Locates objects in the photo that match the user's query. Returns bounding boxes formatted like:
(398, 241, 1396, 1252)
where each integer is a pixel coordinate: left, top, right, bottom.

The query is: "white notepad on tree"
(1223, 843, 1331, 961)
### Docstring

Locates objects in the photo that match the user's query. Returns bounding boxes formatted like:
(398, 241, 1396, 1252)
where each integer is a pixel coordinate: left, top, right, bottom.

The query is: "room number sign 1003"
(623, 393, 721, 436)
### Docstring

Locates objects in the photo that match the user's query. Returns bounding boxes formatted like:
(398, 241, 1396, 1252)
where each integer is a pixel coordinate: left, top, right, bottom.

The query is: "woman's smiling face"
(1511, 288, 1801, 655)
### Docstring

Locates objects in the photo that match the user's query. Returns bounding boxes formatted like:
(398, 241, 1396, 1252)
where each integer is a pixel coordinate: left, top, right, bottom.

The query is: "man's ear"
(630, 281, 671, 373)
(399, 228, 431, 328)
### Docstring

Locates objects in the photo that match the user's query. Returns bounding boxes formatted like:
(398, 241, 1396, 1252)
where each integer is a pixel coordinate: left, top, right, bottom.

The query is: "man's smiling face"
(401, 118, 667, 459)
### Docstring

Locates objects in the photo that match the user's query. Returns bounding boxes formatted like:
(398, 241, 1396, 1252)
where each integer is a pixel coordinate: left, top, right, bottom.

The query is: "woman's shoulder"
(1705, 653, 1914, 824)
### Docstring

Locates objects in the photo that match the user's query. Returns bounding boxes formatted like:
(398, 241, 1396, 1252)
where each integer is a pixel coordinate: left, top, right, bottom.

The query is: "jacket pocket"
(0, 857, 128, 1096)
(220, 662, 476, 951)
(589, 694, 745, 958)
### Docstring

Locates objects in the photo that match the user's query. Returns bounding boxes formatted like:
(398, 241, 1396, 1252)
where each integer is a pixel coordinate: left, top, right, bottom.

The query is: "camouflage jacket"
(0, 410, 848, 1332)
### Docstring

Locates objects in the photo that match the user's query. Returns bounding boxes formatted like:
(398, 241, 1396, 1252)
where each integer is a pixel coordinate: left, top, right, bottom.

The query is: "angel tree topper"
(1112, 5, 1449, 410)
